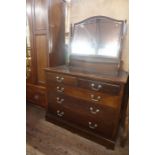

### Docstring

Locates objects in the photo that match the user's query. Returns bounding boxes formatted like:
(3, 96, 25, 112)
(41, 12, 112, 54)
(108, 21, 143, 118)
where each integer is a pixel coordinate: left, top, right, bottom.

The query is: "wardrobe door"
(33, 0, 49, 85)
(26, 0, 65, 108)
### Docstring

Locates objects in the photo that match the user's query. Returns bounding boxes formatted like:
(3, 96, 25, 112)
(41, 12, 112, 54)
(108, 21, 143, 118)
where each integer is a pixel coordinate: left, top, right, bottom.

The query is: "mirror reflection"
(71, 17, 123, 58)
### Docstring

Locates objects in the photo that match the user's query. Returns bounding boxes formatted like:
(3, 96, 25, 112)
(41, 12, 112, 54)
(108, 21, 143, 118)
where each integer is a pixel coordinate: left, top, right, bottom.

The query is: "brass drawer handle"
(88, 122, 98, 129)
(89, 107, 100, 114)
(91, 83, 102, 91)
(56, 110, 64, 117)
(56, 97, 64, 104)
(56, 86, 64, 93)
(90, 94, 101, 102)
(56, 76, 64, 83)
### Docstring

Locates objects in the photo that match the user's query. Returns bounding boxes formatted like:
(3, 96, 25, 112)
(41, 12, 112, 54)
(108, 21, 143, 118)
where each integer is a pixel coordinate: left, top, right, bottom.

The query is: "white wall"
(70, 0, 129, 71)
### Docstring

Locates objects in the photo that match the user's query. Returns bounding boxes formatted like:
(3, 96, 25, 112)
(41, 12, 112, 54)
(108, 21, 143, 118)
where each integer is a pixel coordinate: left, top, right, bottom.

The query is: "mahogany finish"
(77, 78, 121, 95)
(35, 35, 49, 84)
(48, 0, 65, 67)
(46, 72, 77, 86)
(45, 16, 128, 149)
(47, 82, 121, 108)
(26, 0, 65, 107)
(26, 83, 47, 108)
(48, 103, 115, 139)
(69, 58, 120, 76)
(120, 101, 129, 147)
(45, 66, 128, 149)
(48, 93, 119, 138)
(33, 0, 49, 85)
(46, 111, 115, 149)
(45, 65, 128, 83)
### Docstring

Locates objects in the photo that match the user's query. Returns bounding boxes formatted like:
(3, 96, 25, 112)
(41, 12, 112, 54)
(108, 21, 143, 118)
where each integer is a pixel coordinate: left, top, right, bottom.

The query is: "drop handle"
(89, 107, 100, 114)
(56, 86, 64, 93)
(56, 76, 64, 83)
(56, 110, 64, 117)
(56, 97, 64, 104)
(88, 122, 98, 129)
(90, 94, 101, 102)
(91, 83, 102, 91)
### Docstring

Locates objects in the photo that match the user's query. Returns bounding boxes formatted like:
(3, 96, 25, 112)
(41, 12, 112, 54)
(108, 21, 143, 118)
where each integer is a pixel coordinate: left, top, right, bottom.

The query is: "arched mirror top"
(70, 16, 127, 63)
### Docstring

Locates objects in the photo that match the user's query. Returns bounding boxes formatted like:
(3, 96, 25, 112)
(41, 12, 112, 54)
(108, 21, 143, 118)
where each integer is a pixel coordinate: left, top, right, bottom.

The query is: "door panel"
(34, 0, 48, 30)
(35, 34, 48, 84)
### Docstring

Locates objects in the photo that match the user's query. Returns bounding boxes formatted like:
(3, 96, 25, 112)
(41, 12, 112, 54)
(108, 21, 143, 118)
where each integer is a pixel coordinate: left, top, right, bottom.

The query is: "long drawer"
(48, 103, 115, 139)
(48, 93, 119, 123)
(47, 83, 121, 109)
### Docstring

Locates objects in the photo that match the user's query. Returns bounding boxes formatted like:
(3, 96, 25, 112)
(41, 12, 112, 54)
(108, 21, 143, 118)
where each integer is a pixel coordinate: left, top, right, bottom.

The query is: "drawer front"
(26, 87, 46, 107)
(48, 93, 119, 124)
(46, 72, 77, 86)
(48, 103, 115, 139)
(78, 78, 121, 95)
(47, 83, 121, 108)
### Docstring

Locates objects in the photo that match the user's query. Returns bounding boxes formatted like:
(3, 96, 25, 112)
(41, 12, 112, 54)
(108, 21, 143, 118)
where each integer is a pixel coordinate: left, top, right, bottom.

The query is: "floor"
(26, 103, 129, 155)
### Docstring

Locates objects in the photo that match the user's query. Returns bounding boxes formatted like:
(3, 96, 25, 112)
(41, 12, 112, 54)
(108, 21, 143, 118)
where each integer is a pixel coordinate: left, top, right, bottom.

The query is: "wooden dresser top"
(45, 65, 128, 84)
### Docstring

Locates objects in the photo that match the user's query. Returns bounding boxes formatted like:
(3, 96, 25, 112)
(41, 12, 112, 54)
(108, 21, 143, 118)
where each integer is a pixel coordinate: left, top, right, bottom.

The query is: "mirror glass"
(71, 17, 124, 58)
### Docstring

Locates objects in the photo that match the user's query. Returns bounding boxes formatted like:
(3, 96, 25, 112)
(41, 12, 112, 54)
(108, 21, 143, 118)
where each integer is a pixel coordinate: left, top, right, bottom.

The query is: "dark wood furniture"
(70, 16, 126, 76)
(120, 101, 129, 147)
(26, 0, 65, 107)
(45, 16, 128, 149)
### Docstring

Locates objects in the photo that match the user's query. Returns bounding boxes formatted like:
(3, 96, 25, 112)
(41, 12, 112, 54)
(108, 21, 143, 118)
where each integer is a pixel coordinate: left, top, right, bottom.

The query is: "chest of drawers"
(45, 65, 128, 149)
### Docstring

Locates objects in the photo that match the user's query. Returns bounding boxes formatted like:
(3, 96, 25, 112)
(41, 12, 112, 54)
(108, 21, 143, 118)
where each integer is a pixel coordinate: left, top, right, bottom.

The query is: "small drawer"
(46, 72, 77, 86)
(26, 88, 46, 107)
(78, 78, 121, 95)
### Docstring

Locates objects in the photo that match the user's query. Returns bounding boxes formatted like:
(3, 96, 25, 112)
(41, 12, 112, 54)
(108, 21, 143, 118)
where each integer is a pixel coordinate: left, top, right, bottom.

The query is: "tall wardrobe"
(26, 0, 66, 107)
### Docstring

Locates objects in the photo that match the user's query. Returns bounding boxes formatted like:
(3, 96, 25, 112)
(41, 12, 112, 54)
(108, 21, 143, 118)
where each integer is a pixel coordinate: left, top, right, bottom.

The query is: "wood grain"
(34, 0, 48, 30)
(47, 83, 121, 109)
(26, 0, 65, 107)
(26, 83, 47, 108)
(35, 35, 48, 84)
(45, 65, 128, 149)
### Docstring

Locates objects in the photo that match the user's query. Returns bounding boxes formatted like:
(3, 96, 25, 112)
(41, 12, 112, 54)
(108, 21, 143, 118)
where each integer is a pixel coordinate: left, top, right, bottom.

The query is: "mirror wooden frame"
(68, 16, 127, 76)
